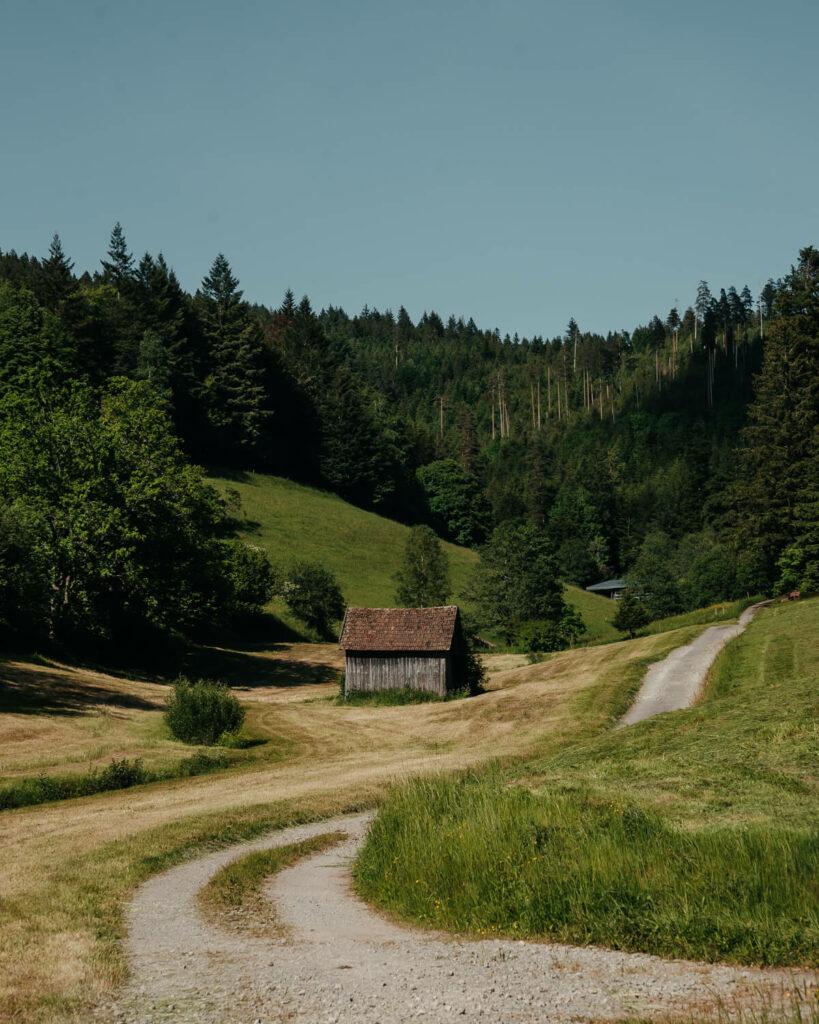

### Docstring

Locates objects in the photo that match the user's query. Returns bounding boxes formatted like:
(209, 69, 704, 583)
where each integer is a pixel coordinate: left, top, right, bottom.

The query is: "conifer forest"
(1, 228, 817, 652)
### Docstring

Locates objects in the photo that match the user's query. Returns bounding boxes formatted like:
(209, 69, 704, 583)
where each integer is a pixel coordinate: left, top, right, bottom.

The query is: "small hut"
(338, 605, 462, 697)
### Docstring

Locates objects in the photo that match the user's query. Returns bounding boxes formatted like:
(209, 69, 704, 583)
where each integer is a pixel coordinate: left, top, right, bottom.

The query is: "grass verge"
(644, 596, 760, 635)
(0, 751, 231, 811)
(355, 770, 818, 966)
(355, 598, 819, 966)
(198, 831, 346, 937)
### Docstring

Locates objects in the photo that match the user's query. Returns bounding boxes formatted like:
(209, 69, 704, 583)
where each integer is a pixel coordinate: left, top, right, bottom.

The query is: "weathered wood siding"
(345, 651, 449, 696)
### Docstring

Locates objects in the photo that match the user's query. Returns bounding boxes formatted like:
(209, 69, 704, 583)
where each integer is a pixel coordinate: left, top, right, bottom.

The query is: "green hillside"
(208, 472, 478, 608)
(208, 472, 617, 641)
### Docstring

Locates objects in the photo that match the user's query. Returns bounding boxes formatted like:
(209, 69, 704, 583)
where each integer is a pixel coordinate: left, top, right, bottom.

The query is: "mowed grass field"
(0, 620, 706, 1022)
(207, 471, 617, 640)
(356, 598, 819, 965)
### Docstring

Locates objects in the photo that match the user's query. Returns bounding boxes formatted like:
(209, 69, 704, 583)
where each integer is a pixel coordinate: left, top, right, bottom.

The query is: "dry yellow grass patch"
(0, 625, 704, 1023)
(0, 658, 174, 778)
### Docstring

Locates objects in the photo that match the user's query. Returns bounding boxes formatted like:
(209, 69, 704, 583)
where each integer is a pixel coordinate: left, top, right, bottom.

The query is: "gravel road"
(109, 809, 811, 1024)
(617, 601, 769, 728)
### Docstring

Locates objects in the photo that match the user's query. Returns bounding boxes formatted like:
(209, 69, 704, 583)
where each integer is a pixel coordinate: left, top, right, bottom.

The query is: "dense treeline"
(1, 227, 816, 650)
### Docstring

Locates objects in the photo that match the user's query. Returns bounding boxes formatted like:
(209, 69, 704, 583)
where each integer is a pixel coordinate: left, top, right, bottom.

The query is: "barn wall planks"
(345, 652, 449, 696)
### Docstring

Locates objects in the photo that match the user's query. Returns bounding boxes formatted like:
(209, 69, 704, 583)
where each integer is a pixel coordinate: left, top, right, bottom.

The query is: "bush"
(165, 676, 245, 745)
(283, 561, 345, 637)
(451, 643, 486, 694)
(612, 589, 650, 638)
(517, 606, 586, 652)
(227, 542, 279, 610)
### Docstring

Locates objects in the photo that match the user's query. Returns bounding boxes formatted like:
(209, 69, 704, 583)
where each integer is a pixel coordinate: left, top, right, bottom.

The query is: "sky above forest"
(2, 0, 817, 338)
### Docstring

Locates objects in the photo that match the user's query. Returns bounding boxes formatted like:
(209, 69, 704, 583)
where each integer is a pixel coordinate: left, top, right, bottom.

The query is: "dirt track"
(618, 601, 770, 728)
(110, 812, 810, 1024)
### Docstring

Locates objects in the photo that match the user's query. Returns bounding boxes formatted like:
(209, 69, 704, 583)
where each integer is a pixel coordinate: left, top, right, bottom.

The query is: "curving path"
(110, 809, 811, 1024)
(617, 600, 770, 729)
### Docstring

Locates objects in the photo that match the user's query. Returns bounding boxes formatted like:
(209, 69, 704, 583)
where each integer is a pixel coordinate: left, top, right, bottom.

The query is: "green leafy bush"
(283, 561, 345, 637)
(517, 605, 586, 652)
(0, 751, 230, 811)
(165, 676, 245, 745)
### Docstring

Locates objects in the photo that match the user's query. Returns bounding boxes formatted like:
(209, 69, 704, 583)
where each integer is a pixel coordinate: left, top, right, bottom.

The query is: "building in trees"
(585, 578, 627, 601)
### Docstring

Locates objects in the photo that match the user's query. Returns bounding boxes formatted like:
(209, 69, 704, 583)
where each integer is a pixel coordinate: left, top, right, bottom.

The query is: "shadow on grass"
(0, 660, 160, 717)
(181, 645, 340, 690)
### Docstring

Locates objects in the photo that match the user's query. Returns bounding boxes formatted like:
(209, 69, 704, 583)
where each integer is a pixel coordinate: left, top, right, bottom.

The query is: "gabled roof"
(586, 579, 627, 593)
(339, 606, 459, 653)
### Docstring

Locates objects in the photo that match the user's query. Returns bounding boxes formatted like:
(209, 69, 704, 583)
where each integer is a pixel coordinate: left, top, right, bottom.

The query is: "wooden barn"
(338, 605, 462, 697)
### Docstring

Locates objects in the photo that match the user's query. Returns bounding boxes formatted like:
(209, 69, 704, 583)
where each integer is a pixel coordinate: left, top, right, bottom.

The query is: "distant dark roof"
(586, 579, 627, 593)
(339, 606, 459, 652)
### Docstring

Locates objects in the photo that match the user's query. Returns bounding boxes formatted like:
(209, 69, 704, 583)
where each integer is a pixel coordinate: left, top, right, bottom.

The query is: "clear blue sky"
(2, 0, 817, 338)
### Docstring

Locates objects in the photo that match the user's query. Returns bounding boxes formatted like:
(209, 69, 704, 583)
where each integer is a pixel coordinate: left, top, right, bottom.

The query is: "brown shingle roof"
(338, 606, 459, 652)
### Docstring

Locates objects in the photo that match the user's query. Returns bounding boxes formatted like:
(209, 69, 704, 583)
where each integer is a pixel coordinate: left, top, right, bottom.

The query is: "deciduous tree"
(394, 525, 450, 607)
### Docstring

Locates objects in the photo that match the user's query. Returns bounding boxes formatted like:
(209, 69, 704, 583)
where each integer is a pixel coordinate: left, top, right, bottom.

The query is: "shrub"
(227, 542, 279, 610)
(612, 589, 650, 638)
(282, 561, 345, 637)
(165, 676, 245, 745)
(451, 643, 486, 694)
(517, 606, 586, 652)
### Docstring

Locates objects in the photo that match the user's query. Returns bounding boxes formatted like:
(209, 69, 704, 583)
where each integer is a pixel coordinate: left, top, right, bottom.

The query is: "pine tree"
(133, 253, 199, 406)
(730, 247, 819, 587)
(40, 234, 79, 316)
(454, 406, 480, 473)
(100, 222, 135, 291)
(319, 365, 379, 506)
(695, 280, 712, 340)
(197, 254, 269, 458)
(612, 589, 650, 637)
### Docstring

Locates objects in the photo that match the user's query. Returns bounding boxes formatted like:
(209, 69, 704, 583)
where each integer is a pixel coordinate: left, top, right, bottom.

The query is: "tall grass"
(356, 770, 819, 966)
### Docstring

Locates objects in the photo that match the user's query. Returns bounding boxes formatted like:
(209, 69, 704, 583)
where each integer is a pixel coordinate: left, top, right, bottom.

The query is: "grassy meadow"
(0, 621, 704, 1022)
(355, 598, 819, 965)
(207, 471, 479, 610)
(207, 471, 617, 641)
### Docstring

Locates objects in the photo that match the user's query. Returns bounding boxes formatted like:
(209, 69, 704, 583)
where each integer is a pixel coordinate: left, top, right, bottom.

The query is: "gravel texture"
(108, 810, 812, 1024)
(617, 601, 770, 728)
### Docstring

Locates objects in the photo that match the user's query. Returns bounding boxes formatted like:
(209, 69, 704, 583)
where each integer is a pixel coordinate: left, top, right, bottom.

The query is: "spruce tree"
(197, 254, 269, 459)
(98, 223, 141, 374)
(100, 222, 135, 290)
(40, 234, 79, 316)
(730, 247, 819, 587)
(319, 365, 379, 506)
(612, 589, 650, 638)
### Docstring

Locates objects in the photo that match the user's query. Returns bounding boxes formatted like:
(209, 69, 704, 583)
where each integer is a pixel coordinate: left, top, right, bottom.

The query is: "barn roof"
(586, 579, 626, 593)
(338, 606, 459, 652)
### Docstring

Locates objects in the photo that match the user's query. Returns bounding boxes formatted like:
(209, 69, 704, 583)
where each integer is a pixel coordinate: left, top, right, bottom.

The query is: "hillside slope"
(208, 472, 617, 640)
